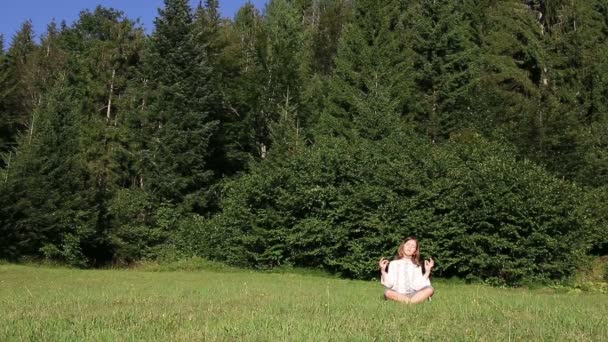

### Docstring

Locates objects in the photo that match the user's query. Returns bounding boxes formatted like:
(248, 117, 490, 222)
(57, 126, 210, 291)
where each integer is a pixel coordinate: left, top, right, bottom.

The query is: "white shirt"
(381, 258, 431, 295)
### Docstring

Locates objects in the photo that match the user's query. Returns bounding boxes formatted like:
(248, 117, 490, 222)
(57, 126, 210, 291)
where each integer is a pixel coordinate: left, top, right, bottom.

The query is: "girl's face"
(402, 239, 418, 257)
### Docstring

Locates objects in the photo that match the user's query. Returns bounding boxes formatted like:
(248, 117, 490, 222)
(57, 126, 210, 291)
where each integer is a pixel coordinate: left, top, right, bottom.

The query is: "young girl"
(379, 237, 434, 304)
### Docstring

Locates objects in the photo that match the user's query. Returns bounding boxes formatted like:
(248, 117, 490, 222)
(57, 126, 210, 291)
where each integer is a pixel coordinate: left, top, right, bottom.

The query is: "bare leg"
(384, 290, 411, 303)
(384, 288, 434, 305)
(408, 287, 434, 304)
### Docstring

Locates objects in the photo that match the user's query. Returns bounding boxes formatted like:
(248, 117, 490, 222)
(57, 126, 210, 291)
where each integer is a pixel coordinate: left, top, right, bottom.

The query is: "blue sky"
(0, 0, 267, 47)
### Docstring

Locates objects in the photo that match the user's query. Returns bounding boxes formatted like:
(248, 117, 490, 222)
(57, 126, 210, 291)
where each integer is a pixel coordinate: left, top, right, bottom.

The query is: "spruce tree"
(60, 7, 145, 191)
(226, 3, 266, 160)
(404, 0, 481, 141)
(1, 21, 36, 157)
(0, 77, 98, 265)
(541, 0, 608, 183)
(256, 0, 310, 156)
(309, 0, 352, 75)
(472, 0, 546, 155)
(0, 34, 11, 156)
(145, 0, 219, 212)
(319, 0, 413, 140)
(192, 0, 250, 177)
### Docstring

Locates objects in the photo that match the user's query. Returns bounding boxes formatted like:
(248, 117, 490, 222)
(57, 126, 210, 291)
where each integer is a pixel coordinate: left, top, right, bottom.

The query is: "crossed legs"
(384, 287, 434, 304)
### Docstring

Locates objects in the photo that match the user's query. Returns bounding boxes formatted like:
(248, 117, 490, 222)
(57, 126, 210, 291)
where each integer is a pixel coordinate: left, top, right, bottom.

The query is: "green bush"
(179, 132, 589, 285)
(107, 189, 179, 264)
(580, 187, 608, 256)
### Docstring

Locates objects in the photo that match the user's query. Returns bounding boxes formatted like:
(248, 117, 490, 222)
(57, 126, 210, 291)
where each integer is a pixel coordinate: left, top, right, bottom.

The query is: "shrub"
(580, 187, 608, 256)
(107, 189, 178, 264)
(181, 132, 589, 285)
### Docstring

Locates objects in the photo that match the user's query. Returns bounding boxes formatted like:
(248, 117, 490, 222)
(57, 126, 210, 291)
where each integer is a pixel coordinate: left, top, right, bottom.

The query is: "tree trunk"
(260, 143, 267, 159)
(4, 152, 11, 183)
(106, 69, 116, 122)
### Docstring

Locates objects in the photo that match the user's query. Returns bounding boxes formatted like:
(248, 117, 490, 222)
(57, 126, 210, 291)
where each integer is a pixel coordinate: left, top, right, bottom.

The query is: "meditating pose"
(379, 237, 434, 304)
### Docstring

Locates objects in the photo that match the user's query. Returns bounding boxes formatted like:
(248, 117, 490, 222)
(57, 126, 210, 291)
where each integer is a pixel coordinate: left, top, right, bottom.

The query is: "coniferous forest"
(1, 0, 607, 285)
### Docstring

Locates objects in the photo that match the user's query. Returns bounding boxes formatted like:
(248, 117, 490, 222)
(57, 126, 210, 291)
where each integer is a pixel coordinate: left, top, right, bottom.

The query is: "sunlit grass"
(1, 264, 606, 341)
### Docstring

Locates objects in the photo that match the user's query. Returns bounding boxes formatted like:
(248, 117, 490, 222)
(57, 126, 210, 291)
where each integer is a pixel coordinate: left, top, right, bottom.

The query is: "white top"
(381, 258, 431, 295)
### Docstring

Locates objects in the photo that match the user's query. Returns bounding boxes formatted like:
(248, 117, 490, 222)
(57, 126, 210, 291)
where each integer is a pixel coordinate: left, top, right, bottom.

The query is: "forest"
(0, 0, 607, 285)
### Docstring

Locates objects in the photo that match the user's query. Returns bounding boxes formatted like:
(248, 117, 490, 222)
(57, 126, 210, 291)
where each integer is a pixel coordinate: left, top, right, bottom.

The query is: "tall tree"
(193, 0, 250, 176)
(0, 21, 36, 157)
(0, 77, 100, 265)
(59, 7, 146, 191)
(541, 0, 608, 183)
(309, 0, 352, 75)
(223, 3, 266, 162)
(59, 8, 149, 261)
(318, 0, 414, 140)
(0, 34, 11, 156)
(255, 0, 310, 157)
(145, 0, 219, 212)
(404, 0, 481, 141)
(471, 0, 547, 155)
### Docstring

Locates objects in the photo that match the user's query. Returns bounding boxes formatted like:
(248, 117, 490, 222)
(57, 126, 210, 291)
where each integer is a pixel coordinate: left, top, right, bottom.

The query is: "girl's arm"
(423, 258, 434, 279)
(379, 258, 393, 287)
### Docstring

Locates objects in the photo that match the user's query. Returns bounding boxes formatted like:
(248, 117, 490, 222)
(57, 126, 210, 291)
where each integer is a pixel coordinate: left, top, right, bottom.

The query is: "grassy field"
(1, 264, 606, 341)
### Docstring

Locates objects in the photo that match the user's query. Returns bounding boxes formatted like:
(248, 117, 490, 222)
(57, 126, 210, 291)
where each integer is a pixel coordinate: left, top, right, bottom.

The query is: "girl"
(379, 237, 434, 304)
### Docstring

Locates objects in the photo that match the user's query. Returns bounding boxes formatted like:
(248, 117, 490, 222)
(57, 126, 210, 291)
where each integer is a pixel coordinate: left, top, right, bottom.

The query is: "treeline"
(0, 0, 607, 285)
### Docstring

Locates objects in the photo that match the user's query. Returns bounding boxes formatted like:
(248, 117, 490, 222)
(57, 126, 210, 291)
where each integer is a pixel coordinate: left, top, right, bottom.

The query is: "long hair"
(397, 236, 421, 266)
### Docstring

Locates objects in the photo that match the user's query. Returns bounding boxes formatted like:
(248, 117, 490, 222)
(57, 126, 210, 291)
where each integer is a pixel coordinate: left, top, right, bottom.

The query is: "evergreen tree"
(145, 0, 219, 212)
(255, 0, 310, 157)
(18, 21, 69, 155)
(318, 0, 414, 140)
(224, 3, 266, 161)
(0, 21, 36, 157)
(309, 0, 352, 75)
(541, 0, 608, 183)
(62, 8, 148, 262)
(0, 34, 11, 156)
(59, 7, 145, 191)
(404, 0, 481, 141)
(192, 0, 251, 177)
(471, 0, 547, 156)
(0, 77, 99, 265)
(194, 0, 222, 59)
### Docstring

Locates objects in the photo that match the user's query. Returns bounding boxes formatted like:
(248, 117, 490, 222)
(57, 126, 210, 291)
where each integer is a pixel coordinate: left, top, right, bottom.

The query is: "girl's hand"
(424, 258, 434, 270)
(379, 258, 389, 271)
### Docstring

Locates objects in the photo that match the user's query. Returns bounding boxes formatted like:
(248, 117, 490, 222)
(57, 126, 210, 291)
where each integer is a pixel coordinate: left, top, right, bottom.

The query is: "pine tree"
(309, 0, 352, 75)
(60, 7, 146, 191)
(471, 0, 547, 154)
(255, 0, 310, 156)
(541, 0, 608, 182)
(0, 34, 11, 156)
(224, 2, 266, 161)
(145, 0, 219, 212)
(192, 0, 251, 177)
(318, 0, 413, 140)
(194, 0, 222, 59)
(404, 0, 481, 141)
(0, 21, 36, 157)
(17, 20, 69, 159)
(0, 77, 98, 265)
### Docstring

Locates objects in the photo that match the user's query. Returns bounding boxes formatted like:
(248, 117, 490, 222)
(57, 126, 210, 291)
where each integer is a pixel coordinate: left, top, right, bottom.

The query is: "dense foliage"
(177, 132, 587, 285)
(1, 0, 607, 285)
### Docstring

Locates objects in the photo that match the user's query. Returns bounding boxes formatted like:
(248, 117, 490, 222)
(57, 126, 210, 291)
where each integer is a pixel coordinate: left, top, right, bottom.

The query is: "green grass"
(1, 264, 606, 341)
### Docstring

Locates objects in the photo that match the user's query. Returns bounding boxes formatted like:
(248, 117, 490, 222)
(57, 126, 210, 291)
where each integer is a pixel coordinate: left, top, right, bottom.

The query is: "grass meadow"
(1, 263, 607, 341)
